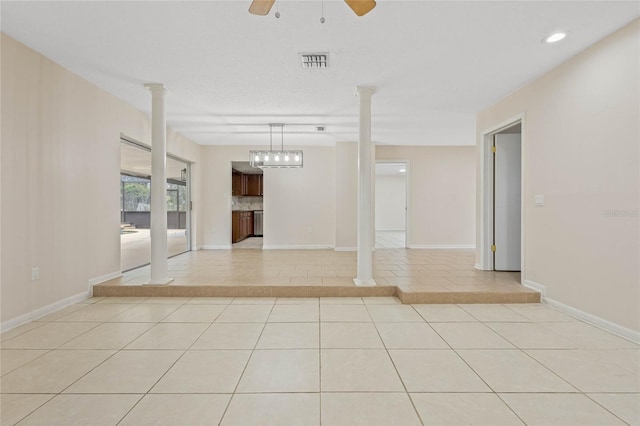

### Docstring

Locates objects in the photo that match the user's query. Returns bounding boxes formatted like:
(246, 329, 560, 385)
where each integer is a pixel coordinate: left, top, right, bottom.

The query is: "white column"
(144, 83, 173, 285)
(354, 86, 377, 286)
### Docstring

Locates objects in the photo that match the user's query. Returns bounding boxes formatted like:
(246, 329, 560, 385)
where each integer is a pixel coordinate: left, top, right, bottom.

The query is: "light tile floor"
(232, 237, 264, 249)
(1, 297, 638, 425)
(376, 230, 406, 249)
(108, 248, 525, 294)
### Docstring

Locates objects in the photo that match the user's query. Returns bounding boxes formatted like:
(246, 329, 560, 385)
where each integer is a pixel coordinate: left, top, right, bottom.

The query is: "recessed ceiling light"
(543, 32, 567, 44)
(399, 169, 406, 173)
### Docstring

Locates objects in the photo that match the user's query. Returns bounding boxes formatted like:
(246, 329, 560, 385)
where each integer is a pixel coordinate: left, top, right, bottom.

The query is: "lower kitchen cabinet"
(232, 211, 254, 243)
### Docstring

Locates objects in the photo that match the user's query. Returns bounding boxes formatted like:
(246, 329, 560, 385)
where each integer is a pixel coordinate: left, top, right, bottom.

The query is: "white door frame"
(375, 160, 411, 248)
(477, 114, 526, 279)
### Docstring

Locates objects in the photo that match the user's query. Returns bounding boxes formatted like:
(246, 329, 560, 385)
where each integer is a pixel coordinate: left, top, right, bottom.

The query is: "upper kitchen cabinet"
(232, 163, 263, 196)
(232, 171, 244, 196)
(247, 174, 263, 196)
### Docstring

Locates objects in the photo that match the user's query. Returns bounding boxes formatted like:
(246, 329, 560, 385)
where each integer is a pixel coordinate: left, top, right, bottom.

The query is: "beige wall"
(0, 34, 201, 325)
(335, 145, 476, 249)
(335, 142, 358, 250)
(377, 146, 476, 248)
(375, 175, 406, 230)
(200, 145, 336, 248)
(476, 20, 639, 332)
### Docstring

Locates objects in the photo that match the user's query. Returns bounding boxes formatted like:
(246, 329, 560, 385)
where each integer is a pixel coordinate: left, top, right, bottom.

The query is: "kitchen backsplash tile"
(232, 196, 264, 211)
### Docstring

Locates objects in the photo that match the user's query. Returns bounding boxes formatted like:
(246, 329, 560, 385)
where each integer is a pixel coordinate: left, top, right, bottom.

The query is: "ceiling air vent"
(300, 53, 328, 69)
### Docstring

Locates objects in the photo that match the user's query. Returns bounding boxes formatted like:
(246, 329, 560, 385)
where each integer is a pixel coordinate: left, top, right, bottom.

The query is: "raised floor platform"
(94, 249, 540, 304)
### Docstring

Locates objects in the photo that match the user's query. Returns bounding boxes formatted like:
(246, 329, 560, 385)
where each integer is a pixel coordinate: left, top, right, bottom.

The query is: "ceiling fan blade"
(344, 0, 376, 16)
(249, 0, 275, 16)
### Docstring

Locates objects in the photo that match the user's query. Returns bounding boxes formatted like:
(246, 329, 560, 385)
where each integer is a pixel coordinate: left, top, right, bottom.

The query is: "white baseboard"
(524, 279, 638, 344)
(474, 263, 487, 270)
(263, 245, 334, 250)
(200, 245, 232, 250)
(523, 279, 547, 298)
(544, 297, 639, 344)
(334, 247, 357, 252)
(410, 244, 476, 249)
(1, 290, 91, 333)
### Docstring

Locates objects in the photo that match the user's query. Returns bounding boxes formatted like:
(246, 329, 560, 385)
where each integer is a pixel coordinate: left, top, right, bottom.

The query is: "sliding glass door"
(120, 139, 191, 271)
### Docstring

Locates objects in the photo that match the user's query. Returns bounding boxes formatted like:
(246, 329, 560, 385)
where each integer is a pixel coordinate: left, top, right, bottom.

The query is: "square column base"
(353, 278, 377, 287)
(144, 278, 174, 286)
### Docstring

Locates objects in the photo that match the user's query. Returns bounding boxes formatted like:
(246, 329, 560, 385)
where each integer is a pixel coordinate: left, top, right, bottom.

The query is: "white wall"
(0, 34, 202, 325)
(476, 20, 639, 332)
(200, 145, 336, 249)
(375, 174, 406, 230)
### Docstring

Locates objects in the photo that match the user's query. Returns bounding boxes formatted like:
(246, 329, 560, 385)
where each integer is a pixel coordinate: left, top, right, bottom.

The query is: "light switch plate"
(535, 195, 544, 206)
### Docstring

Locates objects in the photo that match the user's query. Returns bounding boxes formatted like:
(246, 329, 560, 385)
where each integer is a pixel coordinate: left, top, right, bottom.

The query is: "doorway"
(493, 126, 522, 271)
(479, 119, 523, 273)
(231, 161, 264, 249)
(120, 138, 191, 271)
(375, 162, 408, 249)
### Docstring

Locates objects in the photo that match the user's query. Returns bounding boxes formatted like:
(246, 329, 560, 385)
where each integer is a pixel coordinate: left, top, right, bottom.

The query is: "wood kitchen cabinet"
(232, 171, 245, 196)
(247, 174, 263, 196)
(233, 171, 263, 196)
(232, 211, 254, 243)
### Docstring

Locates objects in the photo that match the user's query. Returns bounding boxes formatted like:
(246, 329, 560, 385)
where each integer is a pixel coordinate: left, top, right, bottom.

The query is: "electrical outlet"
(534, 195, 545, 206)
(307, 227, 313, 234)
(31, 266, 40, 281)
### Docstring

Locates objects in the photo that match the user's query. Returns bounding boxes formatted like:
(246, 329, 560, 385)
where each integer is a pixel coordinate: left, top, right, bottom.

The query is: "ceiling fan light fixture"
(248, 0, 275, 15)
(344, 0, 377, 16)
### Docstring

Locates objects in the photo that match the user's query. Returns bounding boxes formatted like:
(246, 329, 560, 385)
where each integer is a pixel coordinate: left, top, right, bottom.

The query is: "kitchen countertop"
(232, 208, 263, 212)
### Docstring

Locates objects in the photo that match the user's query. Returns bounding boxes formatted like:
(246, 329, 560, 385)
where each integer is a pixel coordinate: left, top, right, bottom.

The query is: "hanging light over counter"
(249, 124, 303, 168)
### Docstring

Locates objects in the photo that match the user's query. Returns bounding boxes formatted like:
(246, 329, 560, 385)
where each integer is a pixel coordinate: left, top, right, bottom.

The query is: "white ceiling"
(121, 142, 188, 180)
(2, 1, 638, 147)
(232, 161, 264, 174)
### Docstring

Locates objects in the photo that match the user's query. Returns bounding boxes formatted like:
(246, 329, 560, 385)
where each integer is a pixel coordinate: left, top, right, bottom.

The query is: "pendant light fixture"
(250, 124, 303, 168)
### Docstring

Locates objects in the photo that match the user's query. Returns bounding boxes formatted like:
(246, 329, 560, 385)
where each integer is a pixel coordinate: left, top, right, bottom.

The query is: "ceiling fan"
(249, 0, 376, 17)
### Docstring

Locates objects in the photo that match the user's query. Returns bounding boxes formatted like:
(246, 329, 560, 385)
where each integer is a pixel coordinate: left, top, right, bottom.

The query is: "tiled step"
(92, 283, 540, 304)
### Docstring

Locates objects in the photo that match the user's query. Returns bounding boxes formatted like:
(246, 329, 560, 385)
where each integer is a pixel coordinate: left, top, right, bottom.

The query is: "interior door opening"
(231, 161, 264, 249)
(492, 124, 522, 271)
(375, 162, 408, 249)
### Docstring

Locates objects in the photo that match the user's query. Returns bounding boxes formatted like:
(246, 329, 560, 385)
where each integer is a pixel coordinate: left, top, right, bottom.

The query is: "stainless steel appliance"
(253, 210, 263, 236)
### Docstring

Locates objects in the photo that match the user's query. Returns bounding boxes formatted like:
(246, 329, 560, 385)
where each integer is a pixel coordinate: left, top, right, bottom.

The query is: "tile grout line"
(3, 297, 635, 425)
(216, 299, 278, 426)
(114, 297, 233, 426)
(504, 336, 636, 425)
(415, 304, 532, 425)
(13, 298, 200, 425)
(430, 304, 619, 425)
(363, 302, 425, 426)
(74, 298, 191, 425)
(5, 298, 154, 425)
(581, 393, 636, 425)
